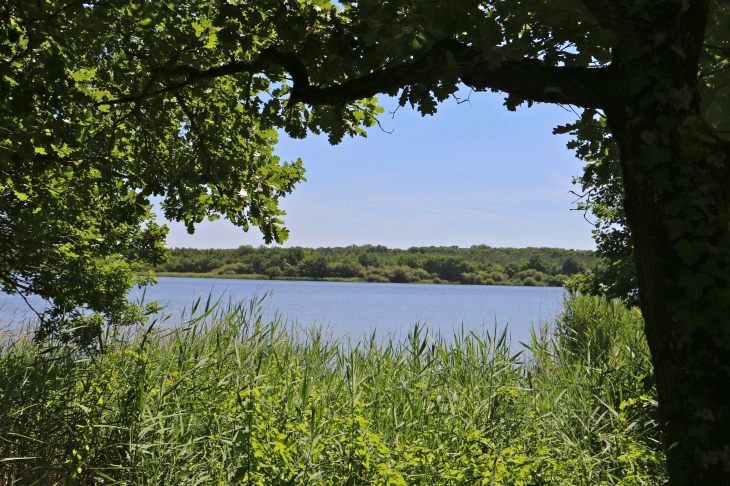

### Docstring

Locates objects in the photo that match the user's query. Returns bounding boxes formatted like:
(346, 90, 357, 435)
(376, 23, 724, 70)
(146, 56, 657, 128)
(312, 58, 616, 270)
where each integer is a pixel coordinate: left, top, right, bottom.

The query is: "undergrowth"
(0, 294, 665, 485)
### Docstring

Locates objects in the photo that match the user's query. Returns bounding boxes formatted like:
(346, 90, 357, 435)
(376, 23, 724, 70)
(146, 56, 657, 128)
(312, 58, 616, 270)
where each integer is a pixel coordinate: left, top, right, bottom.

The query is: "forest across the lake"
(147, 245, 598, 287)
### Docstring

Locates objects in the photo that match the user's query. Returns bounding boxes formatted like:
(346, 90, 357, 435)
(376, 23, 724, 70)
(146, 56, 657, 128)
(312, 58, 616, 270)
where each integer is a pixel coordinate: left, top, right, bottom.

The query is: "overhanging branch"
(459, 59, 611, 110)
(288, 39, 611, 109)
(104, 39, 612, 111)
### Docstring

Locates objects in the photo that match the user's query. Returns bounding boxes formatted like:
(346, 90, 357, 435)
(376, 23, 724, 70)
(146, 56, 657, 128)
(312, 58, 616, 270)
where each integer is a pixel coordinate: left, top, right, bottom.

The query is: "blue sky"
(163, 89, 596, 250)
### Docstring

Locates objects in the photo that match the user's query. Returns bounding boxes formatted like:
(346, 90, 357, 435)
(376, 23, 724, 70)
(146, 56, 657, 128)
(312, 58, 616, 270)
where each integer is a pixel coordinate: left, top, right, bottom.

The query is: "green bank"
(145, 245, 597, 287)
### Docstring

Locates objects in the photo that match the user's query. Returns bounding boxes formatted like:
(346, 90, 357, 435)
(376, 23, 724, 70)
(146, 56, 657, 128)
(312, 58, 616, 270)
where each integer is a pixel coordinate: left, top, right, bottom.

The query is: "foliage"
(558, 111, 640, 306)
(0, 0, 703, 331)
(1, 0, 312, 339)
(3, 0, 730, 478)
(560, 12, 730, 304)
(0, 293, 664, 485)
(156, 244, 596, 287)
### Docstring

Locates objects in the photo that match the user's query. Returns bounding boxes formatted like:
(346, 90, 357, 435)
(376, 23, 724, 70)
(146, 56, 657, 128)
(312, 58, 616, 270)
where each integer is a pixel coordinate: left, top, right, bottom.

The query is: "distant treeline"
(150, 245, 597, 287)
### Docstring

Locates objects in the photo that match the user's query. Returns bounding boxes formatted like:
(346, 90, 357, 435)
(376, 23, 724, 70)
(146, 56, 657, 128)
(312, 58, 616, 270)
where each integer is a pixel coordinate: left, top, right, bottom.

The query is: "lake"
(1, 278, 565, 345)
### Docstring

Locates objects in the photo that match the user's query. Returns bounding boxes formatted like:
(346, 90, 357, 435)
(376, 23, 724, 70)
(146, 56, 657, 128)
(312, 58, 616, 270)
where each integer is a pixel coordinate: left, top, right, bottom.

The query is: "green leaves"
(2, 0, 728, 352)
(0, 1, 334, 338)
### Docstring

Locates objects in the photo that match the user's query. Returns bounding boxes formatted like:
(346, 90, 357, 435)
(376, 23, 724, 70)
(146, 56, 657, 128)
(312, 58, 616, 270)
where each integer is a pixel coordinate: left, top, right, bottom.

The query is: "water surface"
(1, 278, 564, 344)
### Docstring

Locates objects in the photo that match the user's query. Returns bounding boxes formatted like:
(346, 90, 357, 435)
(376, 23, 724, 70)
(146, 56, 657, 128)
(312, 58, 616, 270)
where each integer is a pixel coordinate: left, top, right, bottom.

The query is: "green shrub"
(411, 268, 430, 281)
(459, 272, 481, 284)
(365, 273, 389, 283)
(546, 274, 567, 287)
(265, 265, 283, 278)
(299, 255, 330, 279)
(329, 259, 362, 278)
(516, 269, 548, 282)
(388, 266, 412, 283)
(212, 262, 253, 275)
(282, 262, 298, 277)
(489, 272, 506, 282)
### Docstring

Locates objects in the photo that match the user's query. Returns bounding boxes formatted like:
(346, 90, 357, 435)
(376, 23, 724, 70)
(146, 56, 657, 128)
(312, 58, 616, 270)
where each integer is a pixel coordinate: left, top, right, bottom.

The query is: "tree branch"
(104, 39, 611, 111)
(101, 47, 308, 107)
(291, 40, 611, 110)
(288, 39, 461, 106)
(459, 59, 611, 109)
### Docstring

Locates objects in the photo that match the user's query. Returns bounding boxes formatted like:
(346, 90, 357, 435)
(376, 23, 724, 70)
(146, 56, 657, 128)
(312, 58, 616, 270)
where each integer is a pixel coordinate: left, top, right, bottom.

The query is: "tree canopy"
(3, 0, 730, 481)
(2, 0, 727, 330)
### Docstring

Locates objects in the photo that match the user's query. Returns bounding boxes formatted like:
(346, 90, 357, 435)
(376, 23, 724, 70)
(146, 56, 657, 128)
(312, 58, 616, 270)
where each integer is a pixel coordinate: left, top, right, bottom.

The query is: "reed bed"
(0, 294, 665, 485)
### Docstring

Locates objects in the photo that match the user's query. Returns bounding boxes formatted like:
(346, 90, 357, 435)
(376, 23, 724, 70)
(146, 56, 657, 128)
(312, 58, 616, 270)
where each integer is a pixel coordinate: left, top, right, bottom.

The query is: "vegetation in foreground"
(0, 294, 664, 485)
(150, 245, 597, 287)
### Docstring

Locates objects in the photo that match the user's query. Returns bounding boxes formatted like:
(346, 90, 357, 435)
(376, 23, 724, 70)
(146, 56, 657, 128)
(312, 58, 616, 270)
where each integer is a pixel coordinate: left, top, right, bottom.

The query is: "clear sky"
(162, 89, 596, 250)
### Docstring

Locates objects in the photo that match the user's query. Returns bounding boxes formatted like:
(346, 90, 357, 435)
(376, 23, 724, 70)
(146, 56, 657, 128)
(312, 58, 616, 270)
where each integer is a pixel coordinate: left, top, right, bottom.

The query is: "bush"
(514, 269, 555, 286)
(265, 266, 283, 278)
(423, 256, 474, 281)
(365, 273, 389, 283)
(212, 262, 253, 275)
(388, 266, 411, 283)
(298, 256, 330, 279)
(329, 259, 361, 278)
(546, 274, 567, 287)
(459, 272, 481, 284)
(282, 263, 298, 277)
(489, 272, 506, 282)
(522, 276, 538, 286)
(411, 268, 430, 281)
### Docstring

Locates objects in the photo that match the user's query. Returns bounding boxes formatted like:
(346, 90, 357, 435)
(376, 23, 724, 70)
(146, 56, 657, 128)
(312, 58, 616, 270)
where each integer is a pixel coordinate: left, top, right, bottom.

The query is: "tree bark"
(607, 93, 730, 485)
(599, 0, 730, 482)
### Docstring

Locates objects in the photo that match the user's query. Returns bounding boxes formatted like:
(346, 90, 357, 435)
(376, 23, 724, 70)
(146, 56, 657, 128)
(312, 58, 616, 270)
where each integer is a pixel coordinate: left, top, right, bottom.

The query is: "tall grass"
(0, 293, 665, 485)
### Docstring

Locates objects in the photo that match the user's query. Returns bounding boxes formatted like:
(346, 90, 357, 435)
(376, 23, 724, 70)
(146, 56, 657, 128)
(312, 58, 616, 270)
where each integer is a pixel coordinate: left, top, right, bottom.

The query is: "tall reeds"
(0, 293, 665, 485)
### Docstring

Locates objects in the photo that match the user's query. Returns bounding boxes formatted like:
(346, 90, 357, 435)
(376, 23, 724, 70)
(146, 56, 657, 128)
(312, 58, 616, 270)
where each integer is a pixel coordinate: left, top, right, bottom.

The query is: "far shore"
(140, 272, 560, 287)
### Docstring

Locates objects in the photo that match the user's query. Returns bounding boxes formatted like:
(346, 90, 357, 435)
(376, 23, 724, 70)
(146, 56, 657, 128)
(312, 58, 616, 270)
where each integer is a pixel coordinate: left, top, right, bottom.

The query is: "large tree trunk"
(610, 101, 730, 485)
(603, 4, 730, 479)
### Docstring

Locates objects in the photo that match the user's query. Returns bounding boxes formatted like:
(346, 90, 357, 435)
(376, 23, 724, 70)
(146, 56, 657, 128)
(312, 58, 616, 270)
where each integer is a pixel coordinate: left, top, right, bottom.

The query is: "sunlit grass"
(0, 294, 665, 485)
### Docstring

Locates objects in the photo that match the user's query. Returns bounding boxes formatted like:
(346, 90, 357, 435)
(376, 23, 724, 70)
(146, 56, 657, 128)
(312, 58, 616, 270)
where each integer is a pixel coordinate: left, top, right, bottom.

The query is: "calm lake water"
(1, 278, 565, 345)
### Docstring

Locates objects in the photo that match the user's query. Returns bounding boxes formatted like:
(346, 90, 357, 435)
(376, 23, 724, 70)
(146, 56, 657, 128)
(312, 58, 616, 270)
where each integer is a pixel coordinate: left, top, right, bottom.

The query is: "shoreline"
(142, 272, 562, 287)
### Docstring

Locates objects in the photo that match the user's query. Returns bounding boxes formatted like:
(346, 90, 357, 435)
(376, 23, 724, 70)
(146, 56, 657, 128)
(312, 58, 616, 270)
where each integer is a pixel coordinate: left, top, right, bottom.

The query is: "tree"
(422, 255, 473, 282)
(560, 257, 585, 277)
(357, 252, 380, 269)
(1, 0, 307, 342)
(524, 255, 548, 274)
(298, 255, 330, 279)
(2, 0, 729, 481)
(559, 110, 641, 306)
